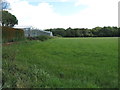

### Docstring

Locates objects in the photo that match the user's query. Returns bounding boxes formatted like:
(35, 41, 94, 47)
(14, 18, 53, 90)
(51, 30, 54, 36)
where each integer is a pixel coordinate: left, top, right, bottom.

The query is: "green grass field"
(2, 37, 118, 88)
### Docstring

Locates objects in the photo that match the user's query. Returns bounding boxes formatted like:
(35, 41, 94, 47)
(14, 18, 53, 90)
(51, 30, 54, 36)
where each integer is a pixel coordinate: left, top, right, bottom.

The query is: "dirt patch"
(3, 42, 18, 46)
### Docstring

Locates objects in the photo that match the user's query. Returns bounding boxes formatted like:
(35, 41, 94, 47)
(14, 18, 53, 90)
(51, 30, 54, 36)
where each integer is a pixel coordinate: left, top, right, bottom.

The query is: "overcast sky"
(7, 0, 119, 30)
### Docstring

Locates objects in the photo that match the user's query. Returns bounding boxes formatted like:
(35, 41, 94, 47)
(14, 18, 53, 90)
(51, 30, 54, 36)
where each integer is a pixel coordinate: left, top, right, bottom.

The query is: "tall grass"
(2, 37, 118, 88)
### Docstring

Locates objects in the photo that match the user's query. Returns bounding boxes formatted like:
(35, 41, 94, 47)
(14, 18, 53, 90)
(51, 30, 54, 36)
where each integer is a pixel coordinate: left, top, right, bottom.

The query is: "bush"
(36, 35, 53, 41)
(2, 26, 24, 43)
(27, 35, 53, 41)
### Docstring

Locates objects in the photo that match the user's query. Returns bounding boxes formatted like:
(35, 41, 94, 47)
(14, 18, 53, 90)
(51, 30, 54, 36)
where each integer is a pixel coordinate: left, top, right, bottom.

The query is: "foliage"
(2, 11, 18, 27)
(2, 37, 118, 88)
(2, 26, 24, 43)
(27, 35, 53, 41)
(45, 26, 118, 37)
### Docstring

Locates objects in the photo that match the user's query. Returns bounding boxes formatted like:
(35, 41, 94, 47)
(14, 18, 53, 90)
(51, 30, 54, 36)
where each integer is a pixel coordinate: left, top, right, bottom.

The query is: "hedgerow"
(2, 26, 24, 43)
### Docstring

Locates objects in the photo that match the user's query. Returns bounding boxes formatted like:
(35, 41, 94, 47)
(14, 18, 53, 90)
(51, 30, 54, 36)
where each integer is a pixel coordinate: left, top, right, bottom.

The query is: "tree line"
(45, 27, 119, 37)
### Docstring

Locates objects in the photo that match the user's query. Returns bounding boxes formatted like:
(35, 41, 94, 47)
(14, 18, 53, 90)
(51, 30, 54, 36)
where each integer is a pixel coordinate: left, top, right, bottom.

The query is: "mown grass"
(2, 37, 118, 88)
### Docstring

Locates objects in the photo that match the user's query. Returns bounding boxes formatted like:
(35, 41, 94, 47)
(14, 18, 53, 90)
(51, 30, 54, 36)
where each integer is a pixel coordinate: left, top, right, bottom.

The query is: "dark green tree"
(2, 11, 18, 27)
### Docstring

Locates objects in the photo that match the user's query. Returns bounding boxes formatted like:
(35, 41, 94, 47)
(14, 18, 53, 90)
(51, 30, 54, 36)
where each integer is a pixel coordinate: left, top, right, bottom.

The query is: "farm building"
(14, 26, 53, 37)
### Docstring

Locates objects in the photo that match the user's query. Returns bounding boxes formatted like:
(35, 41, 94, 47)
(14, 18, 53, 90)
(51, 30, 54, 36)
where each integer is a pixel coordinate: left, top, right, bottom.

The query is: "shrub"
(36, 35, 53, 41)
(27, 35, 53, 41)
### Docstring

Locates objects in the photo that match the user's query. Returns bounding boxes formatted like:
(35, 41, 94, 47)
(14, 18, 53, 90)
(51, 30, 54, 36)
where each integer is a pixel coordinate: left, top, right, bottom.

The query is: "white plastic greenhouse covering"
(14, 27, 53, 37)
